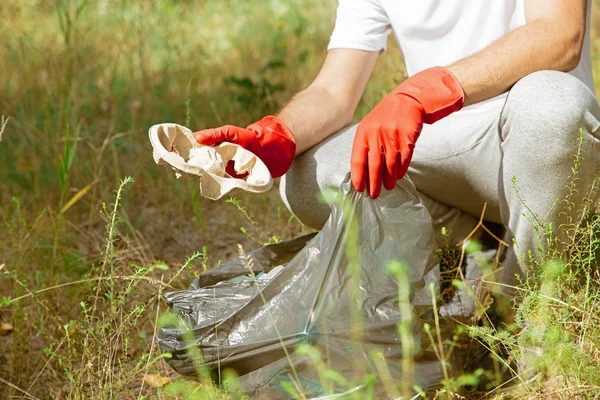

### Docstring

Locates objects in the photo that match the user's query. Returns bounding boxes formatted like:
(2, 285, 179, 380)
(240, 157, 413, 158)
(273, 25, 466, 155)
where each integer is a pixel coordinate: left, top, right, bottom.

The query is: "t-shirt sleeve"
(327, 0, 392, 53)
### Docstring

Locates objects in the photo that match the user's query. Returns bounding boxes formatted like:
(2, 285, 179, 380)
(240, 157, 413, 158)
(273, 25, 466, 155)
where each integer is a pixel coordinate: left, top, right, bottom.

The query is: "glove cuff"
(247, 116, 297, 178)
(396, 66, 465, 125)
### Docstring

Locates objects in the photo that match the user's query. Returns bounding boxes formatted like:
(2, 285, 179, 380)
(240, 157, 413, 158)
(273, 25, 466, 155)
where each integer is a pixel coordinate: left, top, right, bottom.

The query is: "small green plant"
(387, 261, 416, 399)
(53, 123, 82, 260)
(226, 196, 281, 245)
(464, 129, 600, 399)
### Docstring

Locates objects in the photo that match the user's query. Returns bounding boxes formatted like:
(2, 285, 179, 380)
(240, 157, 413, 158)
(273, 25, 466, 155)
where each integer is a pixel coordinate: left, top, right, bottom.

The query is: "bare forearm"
(276, 49, 378, 154)
(448, 17, 584, 106)
(278, 86, 353, 154)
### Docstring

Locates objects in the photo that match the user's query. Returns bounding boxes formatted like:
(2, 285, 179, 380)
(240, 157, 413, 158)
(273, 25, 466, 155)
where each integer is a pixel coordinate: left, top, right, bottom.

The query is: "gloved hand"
(193, 116, 296, 178)
(351, 66, 465, 198)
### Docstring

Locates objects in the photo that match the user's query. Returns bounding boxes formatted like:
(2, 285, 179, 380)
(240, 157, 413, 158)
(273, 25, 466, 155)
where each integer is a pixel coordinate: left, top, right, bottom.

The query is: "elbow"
(562, 44, 583, 72)
(312, 84, 356, 128)
(560, 26, 585, 71)
(333, 92, 360, 127)
(339, 107, 355, 128)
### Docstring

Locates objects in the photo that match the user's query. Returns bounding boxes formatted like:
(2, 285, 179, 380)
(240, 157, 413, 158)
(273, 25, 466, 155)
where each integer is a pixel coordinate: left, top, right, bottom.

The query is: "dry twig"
(0, 376, 41, 400)
(0, 115, 9, 144)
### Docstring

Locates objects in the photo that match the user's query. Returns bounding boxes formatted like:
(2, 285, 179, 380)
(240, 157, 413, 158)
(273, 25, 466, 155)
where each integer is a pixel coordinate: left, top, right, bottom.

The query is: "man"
(195, 0, 599, 286)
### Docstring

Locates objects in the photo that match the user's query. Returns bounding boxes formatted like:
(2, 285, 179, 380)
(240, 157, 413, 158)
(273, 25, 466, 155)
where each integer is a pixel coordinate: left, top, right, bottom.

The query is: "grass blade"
(60, 182, 94, 215)
(0, 116, 8, 144)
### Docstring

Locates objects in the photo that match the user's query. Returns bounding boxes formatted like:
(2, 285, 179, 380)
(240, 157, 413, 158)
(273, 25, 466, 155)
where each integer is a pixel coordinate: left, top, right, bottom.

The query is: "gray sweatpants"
(280, 71, 600, 286)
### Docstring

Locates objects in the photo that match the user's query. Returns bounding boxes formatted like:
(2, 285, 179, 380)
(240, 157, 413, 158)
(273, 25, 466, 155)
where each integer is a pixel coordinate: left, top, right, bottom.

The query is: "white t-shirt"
(328, 0, 594, 111)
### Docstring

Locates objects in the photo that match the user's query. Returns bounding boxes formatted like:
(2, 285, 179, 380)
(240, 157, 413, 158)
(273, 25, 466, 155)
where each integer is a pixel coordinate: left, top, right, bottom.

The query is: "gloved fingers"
(397, 142, 415, 181)
(193, 125, 239, 146)
(350, 138, 368, 193)
(383, 146, 399, 191)
(193, 128, 225, 145)
(368, 146, 384, 199)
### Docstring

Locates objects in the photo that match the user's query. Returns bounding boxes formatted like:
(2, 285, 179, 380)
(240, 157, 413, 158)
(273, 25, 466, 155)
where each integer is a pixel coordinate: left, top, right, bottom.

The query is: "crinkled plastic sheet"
(158, 176, 478, 399)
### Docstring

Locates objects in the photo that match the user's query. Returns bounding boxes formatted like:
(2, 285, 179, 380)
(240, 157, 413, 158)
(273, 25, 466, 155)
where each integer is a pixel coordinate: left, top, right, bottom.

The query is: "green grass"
(2, 0, 600, 398)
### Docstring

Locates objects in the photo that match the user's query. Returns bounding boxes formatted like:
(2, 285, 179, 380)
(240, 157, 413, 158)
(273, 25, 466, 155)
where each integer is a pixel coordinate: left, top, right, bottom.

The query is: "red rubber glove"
(193, 116, 296, 178)
(351, 66, 465, 199)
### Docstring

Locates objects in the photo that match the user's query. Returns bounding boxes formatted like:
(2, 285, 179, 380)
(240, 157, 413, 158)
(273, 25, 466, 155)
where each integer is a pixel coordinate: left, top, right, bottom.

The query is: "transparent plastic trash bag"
(158, 176, 477, 399)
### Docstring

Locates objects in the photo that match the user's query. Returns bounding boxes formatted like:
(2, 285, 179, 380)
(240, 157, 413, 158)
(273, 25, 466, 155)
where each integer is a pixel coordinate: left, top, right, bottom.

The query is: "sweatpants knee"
(500, 70, 600, 165)
(502, 71, 597, 139)
(279, 157, 332, 230)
